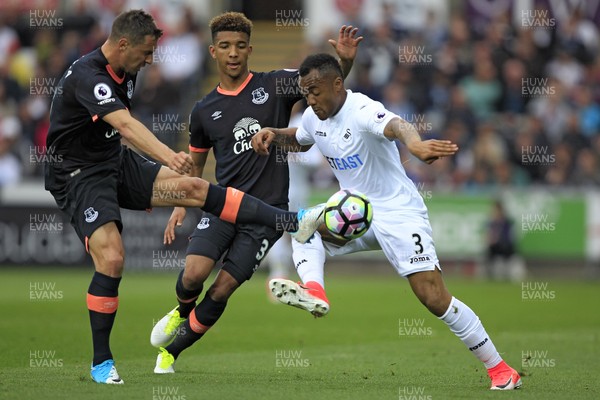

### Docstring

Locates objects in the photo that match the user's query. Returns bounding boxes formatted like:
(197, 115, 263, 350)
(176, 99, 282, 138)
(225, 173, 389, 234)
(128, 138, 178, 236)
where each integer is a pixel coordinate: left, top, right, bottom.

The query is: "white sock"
(439, 297, 503, 369)
(291, 233, 326, 288)
(266, 234, 292, 280)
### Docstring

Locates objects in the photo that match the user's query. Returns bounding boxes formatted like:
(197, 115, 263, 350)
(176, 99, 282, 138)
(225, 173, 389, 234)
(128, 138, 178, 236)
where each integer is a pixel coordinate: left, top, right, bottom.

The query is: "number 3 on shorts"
(255, 239, 269, 261)
(412, 233, 423, 254)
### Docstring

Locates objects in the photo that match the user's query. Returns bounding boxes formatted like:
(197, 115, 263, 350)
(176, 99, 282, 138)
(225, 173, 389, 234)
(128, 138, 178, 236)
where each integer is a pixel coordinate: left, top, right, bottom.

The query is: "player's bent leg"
(150, 167, 320, 239)
(155, 270, 238, 373)
(270, 233, 330, 317)
(408, 269, 521, 390)
(151, 255, 214, 348)
(406, 269, 452, 317)
(87, 223, 125, 384)
(150, 167, 209, 208)
(206, 269, 241, 302)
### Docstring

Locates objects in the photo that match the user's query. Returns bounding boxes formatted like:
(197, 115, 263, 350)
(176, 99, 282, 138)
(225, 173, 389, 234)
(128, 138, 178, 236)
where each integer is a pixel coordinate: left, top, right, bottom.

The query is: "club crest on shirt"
(251, 87, 269, 104)
(374, 110, 387, 123)
(343, 128, 352, 142)
(94, 83, 112, 100)
(127, 80, 134, 99)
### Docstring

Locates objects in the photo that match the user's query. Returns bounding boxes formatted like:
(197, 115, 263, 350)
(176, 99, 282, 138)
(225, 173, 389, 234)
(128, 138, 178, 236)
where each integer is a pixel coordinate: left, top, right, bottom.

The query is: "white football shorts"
(322, 210, 441, 277)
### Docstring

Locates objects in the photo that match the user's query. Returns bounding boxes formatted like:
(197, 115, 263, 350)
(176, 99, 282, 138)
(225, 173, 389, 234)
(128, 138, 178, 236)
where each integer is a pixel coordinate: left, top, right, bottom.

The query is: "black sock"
(166, 293, 227, 359)
(175, 270, 202, 318)
(238, 195, 298, 231)
(87, 272, 121, 366)
(203, 184, 298, 231)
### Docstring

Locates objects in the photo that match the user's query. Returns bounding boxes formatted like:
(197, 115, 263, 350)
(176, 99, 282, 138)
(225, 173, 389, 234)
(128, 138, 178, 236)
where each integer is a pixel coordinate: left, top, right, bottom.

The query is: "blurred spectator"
(459, 58, 502, 121)
(383, 84, 415, 118)
(0, 17, 20, 67)
(500, 58, 528, 113)
(572, 85, 600, 138)
(472, 122, 507, 169)
(0, 115, 22, 186)
(485, 200, 525, 281)
(155, 7, 204, 113)
(527, 79, 570, 144)
(571, 148, 600, 186)
(546, 49, 584, 90)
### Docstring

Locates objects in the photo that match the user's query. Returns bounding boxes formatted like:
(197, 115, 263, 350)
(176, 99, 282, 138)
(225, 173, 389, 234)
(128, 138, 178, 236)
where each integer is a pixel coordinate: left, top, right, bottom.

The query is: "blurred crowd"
(1, 0, 599, 190)
(321, 1, 600, 190)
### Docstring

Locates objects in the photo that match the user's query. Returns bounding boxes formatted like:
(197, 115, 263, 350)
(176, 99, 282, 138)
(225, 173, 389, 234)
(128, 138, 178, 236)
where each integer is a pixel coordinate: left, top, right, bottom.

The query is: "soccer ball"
(324, 189, 373, 240)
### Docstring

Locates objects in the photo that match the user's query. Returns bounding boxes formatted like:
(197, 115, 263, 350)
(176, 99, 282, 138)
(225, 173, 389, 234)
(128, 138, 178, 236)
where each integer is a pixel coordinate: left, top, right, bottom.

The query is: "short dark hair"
(299, 53, 343, 79)
(110, 9, 163, 45)
(209, 12, 253, 41)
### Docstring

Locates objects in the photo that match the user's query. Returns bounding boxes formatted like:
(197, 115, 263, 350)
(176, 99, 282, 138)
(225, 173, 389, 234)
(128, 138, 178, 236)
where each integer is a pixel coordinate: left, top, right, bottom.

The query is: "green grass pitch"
(1, 267, 599, 399)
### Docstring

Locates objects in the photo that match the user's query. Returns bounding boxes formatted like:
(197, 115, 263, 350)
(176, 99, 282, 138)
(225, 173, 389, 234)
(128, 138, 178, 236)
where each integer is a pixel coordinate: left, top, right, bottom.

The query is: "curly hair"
(110, 9, 163, 45)
(209, 12, 253, 41)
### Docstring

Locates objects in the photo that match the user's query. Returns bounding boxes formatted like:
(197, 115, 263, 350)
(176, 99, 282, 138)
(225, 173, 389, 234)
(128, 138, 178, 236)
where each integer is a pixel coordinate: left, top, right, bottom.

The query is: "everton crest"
(251, 87, 269, 104)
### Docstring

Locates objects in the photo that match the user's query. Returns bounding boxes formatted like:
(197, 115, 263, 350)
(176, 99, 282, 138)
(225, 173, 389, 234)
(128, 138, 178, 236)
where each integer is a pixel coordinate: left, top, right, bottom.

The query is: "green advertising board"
(426, 191, 585, 259)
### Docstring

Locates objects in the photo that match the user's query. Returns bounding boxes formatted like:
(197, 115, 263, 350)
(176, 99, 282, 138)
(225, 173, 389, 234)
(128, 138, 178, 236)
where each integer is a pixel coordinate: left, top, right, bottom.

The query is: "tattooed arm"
(251, 127, 312, 155)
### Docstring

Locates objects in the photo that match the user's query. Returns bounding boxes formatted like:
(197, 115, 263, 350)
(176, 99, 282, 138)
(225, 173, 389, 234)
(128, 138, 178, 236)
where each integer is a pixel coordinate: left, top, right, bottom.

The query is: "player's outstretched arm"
(384, 117, 459, 164)
(103, 109, 192, 174)
(251, 127, 311, 155)
(329, 25, 364, 78)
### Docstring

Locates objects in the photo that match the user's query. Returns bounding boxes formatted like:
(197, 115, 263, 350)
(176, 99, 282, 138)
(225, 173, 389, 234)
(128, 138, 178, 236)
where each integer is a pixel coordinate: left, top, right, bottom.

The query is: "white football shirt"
(296, 90, 427, 215)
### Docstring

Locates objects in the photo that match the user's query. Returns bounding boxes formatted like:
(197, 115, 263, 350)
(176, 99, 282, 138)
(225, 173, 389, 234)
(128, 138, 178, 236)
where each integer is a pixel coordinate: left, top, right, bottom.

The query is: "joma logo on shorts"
(469, 337, 488, 351)
(409, 255, 431, 264)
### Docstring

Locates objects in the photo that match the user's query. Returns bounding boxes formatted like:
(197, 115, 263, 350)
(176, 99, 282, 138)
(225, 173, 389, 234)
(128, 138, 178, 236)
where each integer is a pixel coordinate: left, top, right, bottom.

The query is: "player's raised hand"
(329, 25, 364, 62)
(164, 207, 186, 244)
(251, 128, 275, 155)
(407, 140, 459, 164)
(168, 151, 193, 175)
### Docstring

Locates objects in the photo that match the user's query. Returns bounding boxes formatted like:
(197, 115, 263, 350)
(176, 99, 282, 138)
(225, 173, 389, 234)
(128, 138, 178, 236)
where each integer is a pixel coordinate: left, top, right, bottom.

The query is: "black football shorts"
(186, 207, 285, 284)
(47, 146, 161, 248)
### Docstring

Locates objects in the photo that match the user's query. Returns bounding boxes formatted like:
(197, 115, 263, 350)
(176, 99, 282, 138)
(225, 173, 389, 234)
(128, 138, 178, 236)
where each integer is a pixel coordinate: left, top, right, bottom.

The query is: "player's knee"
(182, 268, 205, 289)
(182, 177, 208, 200)
(207, 278, 239, 302)
(97, 250, 124, 276)
(415, 287, 451, 317)
(182, 259, 211, 289)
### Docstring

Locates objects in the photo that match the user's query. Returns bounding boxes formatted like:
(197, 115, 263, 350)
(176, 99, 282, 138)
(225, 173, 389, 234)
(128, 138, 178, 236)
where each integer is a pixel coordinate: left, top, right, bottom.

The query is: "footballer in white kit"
(295, 89, 439, 277)
(252, 53, 522, 391)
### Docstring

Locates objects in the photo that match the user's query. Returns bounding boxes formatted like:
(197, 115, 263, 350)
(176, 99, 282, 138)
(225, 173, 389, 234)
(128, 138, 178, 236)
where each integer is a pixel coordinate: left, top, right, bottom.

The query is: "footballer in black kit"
(43, 10, 317, 384)
(185, 69, 301, 282)
(151, 12, 362, 368)
(45, 47, 160, 246)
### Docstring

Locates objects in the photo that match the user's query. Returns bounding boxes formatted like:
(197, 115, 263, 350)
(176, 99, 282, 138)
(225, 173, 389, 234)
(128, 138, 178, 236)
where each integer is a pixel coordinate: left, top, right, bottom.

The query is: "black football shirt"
(189, 70, 302, 205)
(45, 48, 136, 180)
